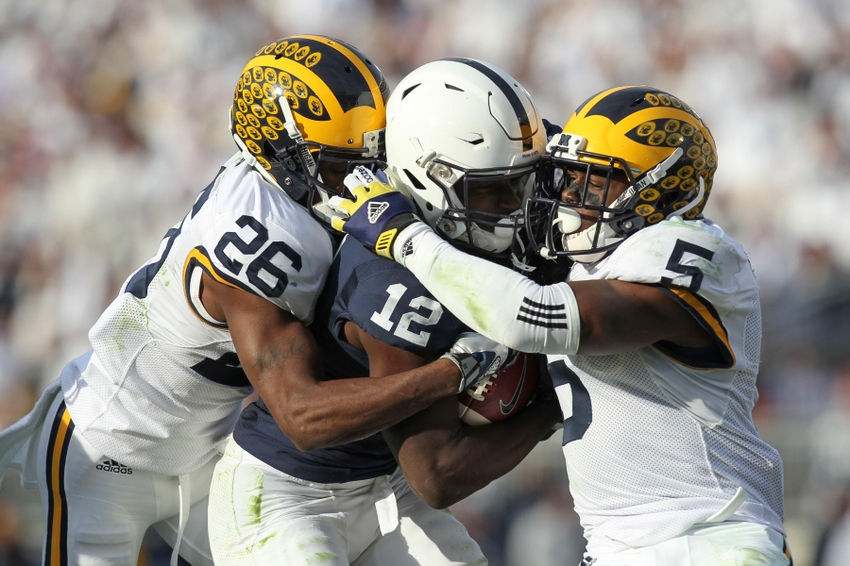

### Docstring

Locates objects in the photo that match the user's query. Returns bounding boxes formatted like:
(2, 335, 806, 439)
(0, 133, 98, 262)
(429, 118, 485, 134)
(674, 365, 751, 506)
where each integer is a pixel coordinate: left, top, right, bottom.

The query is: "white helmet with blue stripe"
(384, 58, 546, 263)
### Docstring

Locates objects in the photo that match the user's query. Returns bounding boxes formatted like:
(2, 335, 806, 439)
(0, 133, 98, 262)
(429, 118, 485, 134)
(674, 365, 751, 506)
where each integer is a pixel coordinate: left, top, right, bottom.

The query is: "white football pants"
(208, 437, 487, 565)
(581, 521, 792, 566)
(35, 390, 215, 566)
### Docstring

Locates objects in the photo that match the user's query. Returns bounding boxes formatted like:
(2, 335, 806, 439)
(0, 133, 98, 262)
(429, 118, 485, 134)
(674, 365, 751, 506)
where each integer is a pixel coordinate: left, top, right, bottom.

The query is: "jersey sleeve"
(393, 216, 753, 362)
(592, 217, 756, 368)
(396, 223, 582, 355)
(193, 167, 334, 323)
(338, 254, 466, 355)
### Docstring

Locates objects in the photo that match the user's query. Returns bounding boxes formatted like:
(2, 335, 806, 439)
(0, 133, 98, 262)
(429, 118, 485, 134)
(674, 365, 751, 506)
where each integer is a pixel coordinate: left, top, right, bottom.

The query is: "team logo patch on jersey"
(367, 201, 390, 224)
(96, 459, 134, 475)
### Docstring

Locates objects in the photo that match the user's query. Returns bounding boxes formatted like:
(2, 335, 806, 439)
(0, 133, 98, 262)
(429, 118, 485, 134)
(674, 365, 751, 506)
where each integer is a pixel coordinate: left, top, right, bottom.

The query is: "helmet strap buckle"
(281, 155, 298, 172)
(634, 147, 683, 190)
(363, 129, 385, 158)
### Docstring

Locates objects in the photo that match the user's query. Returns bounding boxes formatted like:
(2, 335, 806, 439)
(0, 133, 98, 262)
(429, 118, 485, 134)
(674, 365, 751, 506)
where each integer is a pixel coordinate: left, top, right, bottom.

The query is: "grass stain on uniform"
(296, 535, 332, 557)
(243, 469, 265, 525)
(308, 551, 338, 564)
(103, 303, 151, 355)
(431, 258, 493, 333)
(257, 533, 275, 549)
(715, 547, 776, 565)
(109, 337, 127, 353)
(159, 264, 171, 287)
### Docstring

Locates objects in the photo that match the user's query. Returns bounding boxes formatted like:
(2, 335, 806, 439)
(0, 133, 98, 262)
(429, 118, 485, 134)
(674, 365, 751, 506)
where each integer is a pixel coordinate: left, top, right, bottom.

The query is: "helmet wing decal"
(266, 36, 378, 111)
(443, 57, 535, 149)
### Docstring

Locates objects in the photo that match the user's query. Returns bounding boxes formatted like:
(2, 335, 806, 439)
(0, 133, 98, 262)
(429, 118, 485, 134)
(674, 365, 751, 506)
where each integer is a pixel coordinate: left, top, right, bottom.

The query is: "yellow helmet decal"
(561, 86, 718, 220)
(233, 35, 387, 151)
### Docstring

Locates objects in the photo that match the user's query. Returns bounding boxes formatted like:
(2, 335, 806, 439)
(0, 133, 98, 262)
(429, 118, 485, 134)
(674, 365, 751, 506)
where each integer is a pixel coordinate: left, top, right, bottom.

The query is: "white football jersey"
(62, 153, 334, 476)
(551, 217, 784, 554)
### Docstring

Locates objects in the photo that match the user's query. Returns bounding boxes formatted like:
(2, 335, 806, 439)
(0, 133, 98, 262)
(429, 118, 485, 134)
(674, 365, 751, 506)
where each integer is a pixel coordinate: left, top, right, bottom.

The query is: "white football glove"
(442, 332, 518, 394)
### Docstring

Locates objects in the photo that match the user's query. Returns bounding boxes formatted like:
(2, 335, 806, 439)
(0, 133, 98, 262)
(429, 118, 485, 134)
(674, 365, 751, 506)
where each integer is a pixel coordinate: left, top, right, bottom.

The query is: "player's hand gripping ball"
(441, 332, 517, 394)
(458, 352, 538, 426)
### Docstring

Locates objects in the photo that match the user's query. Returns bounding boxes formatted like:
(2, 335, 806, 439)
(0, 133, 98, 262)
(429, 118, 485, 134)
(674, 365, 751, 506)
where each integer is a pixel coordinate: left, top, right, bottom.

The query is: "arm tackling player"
(0, 37, 510, 566)
(207, 58, 562, 566)
(334, 86, 791, 565)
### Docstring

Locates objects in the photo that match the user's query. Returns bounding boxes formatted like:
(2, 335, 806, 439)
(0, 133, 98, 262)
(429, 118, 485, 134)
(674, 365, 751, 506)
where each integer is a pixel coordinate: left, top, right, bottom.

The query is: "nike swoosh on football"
(499, 356, 527, 414)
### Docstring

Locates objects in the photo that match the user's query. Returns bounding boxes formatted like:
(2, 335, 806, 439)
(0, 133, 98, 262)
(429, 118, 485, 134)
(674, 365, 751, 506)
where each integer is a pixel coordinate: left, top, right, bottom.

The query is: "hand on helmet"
(328, 166, 418, 260)
(441, 332, 518, 394)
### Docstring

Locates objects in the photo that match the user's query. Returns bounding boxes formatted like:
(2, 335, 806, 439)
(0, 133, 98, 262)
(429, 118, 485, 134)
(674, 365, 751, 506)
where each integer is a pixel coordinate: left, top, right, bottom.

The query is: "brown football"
(457, 352, 538, 426)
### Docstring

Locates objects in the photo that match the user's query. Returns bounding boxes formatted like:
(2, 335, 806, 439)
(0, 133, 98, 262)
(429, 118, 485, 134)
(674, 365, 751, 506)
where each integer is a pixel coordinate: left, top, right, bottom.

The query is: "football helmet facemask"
(528, 86, 718, 263)
(231, 35, 389, 224)
(384, 58, 547, 268)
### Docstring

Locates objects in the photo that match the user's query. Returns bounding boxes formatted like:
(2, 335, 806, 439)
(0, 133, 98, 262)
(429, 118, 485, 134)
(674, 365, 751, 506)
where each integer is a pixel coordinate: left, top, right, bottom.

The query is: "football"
(457, 352, 538, 426)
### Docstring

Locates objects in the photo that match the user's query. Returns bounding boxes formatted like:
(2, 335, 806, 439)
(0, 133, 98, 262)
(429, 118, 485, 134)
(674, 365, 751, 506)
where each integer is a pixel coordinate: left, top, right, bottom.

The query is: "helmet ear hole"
(403, 169, 428, 192)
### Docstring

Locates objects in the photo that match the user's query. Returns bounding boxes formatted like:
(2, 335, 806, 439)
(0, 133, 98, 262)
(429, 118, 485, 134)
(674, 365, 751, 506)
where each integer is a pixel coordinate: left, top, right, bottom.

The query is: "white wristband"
(391, 221, 432, 267)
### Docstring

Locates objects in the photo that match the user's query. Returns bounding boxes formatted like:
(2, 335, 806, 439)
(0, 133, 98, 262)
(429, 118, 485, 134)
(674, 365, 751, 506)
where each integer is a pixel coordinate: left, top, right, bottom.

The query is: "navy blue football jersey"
(235, 236, 466, 483)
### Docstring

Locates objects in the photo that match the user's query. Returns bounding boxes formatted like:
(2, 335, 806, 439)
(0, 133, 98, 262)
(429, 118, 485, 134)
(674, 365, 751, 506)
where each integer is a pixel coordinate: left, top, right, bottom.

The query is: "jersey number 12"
(370, 283, 443, 348)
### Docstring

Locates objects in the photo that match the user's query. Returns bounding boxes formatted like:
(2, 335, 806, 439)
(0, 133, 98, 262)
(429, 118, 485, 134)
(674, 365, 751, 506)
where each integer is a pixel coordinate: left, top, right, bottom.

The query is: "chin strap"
(233, 132, 282, 190)
(383, 166, 415, 198)
(668, 176, 706, 218)
(510, 234, 537, 273)
(278, 96, 317, 178)
(539, 206, 582, 260)
(564, 222, 623, 264)
(635, 147, 683, 190)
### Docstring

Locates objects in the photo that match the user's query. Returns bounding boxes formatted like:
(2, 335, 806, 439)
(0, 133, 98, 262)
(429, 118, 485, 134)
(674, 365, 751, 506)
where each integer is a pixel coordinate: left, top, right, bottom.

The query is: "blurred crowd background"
(1, 0, 849, 564)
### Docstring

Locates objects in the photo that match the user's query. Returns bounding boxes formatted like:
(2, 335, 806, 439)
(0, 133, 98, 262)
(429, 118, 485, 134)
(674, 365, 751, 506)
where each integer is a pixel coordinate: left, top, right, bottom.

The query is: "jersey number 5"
(660, 239, 714, 293)
(370, 283, 443, 347)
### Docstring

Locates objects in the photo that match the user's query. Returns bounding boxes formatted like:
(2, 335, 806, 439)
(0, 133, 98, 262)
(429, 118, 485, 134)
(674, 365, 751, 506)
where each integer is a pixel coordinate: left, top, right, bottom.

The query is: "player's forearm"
(437, 401, 561, 506)
(396, 224, 580, 355)
(266, 358, 460, 451)
(391, 399, 562, 508)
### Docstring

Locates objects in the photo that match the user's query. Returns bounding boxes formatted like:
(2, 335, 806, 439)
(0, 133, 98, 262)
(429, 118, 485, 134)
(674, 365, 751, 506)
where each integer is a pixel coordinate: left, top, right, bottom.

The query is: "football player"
(333, 86, 792, 565)
(0, 37, 511, 566)
(208, 59, 563, 566)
